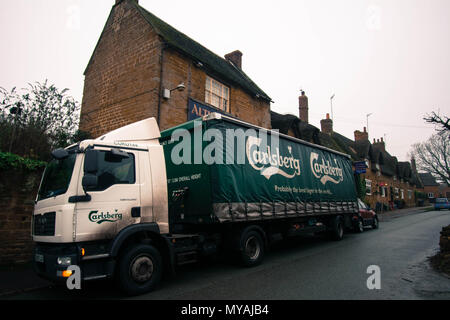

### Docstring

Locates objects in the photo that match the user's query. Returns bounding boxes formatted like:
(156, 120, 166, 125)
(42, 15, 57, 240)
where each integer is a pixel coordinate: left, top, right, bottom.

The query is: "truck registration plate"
(35, 253, 44, 263)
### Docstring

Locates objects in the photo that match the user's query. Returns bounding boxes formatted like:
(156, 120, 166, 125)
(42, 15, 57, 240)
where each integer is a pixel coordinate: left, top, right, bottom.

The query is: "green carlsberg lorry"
(32, 113, 359, 295)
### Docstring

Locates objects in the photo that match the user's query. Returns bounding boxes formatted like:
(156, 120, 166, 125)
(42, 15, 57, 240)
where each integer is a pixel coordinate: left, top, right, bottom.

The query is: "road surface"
(5, 209, 450, 300)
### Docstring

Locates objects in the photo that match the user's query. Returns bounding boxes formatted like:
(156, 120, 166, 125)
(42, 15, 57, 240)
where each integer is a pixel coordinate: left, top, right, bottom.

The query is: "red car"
(353, 198, 379, 232)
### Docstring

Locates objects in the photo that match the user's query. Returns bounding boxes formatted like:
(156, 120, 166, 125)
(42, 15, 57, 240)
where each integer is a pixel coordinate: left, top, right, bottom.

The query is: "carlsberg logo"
(246, 136, 301, 180)
(89, 210, 123, 224)
(310, 152, 343, 185)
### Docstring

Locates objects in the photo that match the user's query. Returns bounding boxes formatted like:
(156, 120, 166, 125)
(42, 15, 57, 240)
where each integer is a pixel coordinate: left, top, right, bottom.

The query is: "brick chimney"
(225, 50, 243, 69)
(320, 113, 333, 134)
(354, 127, 369, 142)
(373, 137, 386, 151)
(299, 91, 308, 123)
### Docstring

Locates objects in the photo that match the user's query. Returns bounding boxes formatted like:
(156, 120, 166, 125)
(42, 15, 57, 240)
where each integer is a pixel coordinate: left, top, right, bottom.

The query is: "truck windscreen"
(37, 153, 76, 201)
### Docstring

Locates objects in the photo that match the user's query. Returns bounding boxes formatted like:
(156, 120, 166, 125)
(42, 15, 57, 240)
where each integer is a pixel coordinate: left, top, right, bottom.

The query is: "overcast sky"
(1, 0, 449, 161)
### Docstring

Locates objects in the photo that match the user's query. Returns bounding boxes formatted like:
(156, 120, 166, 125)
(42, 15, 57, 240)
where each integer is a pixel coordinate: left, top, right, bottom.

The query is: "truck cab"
(32, 118, 170, 291)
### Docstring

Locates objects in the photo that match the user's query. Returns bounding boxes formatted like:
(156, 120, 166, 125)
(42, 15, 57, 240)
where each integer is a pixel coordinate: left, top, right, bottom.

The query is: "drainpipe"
(157, 41, 168, 127)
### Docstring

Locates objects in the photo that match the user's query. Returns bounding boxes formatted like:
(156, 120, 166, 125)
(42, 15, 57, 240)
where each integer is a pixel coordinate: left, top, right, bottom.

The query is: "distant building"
(80, 0, 272, 138)
(271, 91, 423, 211)
(418, 173, 450, 201)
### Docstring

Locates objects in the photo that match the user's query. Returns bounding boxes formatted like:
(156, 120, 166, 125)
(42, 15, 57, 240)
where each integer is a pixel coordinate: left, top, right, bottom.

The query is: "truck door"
(74, 147, 141, 242)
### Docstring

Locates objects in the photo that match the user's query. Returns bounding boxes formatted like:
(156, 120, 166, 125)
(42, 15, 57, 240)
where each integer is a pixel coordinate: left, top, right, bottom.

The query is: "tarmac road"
(4, 209, 450, 300)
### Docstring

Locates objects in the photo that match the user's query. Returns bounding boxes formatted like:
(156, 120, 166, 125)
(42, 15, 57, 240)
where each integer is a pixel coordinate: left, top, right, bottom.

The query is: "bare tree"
(409, 132, 450, 185)
(424, 111, 450, 132)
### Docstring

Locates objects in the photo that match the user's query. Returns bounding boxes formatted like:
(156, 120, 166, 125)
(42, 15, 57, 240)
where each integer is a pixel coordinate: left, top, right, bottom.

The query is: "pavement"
(0, 205, 435, 298)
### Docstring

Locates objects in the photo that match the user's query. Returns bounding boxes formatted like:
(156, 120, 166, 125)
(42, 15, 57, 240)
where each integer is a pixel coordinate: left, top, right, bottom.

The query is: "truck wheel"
(372, 217, 379, 229)
(116, 244, 162, 296)
(330, 217, 344, 241)
(239, 230, 265, 267)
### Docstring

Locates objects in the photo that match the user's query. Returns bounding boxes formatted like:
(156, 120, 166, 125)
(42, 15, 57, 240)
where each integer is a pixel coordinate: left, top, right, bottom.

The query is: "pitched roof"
(270, 111, 320, 144)
(120, 2, 273, 102)
(371, 144, 398, 177)
(353, 140, 372, 160)
(418, 173, 440, 186)
(84, 2, 272, 102)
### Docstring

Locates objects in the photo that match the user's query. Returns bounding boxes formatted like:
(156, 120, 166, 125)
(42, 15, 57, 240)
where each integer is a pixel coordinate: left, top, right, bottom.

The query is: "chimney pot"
(363, 127, 366, 133)
(299, 91, 309, 123)
(354, 128, 369, 142)
(326, 113, 330, 120)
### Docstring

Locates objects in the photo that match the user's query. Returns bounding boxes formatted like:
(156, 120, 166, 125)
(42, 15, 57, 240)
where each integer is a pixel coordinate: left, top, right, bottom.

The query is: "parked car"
(353, 198, 379, 232)
(434, 198, 450, 210)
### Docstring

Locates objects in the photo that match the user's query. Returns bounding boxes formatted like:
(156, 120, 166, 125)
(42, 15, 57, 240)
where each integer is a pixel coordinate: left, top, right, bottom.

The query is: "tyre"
(372, 216, 379, 229)
(116, 244, 162, 296)
(330, 216, 344, 241)
(355, 218, 364, 233)
(239, 230, 265, 267)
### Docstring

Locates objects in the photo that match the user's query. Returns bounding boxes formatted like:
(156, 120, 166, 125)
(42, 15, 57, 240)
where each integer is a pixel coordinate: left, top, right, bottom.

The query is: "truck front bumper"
(33, 242, 115, 282)
(33, 243, 80, 282)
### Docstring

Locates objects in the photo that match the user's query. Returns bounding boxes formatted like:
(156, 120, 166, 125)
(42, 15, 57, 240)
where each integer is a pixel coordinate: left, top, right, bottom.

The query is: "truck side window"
(92, 150, 135, 191)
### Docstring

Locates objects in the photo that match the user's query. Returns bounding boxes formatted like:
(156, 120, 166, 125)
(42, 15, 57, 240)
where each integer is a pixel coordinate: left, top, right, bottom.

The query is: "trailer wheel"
(239, 230, 265, 267)
(330, 216, 344, 241)
(116, 244, 162, 296)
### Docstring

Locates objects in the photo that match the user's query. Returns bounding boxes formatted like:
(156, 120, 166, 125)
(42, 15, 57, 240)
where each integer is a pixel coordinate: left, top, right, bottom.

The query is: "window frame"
(88, 150, 136, 192)
(205, 75, 230, 113)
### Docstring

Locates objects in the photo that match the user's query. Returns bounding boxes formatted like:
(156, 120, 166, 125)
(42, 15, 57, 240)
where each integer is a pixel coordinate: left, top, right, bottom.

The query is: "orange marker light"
(81, 248, 85, 256)
(62, 270, 73, 278)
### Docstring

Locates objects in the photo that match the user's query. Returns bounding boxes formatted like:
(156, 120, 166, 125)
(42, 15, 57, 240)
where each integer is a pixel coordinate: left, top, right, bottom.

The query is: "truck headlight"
(57, 257, 72, 266)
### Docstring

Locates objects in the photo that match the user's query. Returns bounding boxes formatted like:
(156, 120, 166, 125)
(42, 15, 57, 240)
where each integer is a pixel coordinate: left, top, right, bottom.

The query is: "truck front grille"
(33, 212, 56, 236)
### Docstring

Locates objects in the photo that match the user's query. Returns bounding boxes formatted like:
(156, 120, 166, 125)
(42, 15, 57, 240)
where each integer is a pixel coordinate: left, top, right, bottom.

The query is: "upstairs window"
(205, 76, 230, 112)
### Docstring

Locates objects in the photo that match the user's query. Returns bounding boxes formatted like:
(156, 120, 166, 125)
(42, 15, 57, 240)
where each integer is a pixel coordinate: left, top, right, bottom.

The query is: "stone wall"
(80, 0, 162, 138)
(431, 225, 450, 275)
(0, 169, 42, 265)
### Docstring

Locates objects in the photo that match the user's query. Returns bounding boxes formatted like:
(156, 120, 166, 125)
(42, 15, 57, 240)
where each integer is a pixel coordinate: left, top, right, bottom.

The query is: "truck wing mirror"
(51, 148, 69, 160)
(84, 149, 98, 173)
(82, 174, 98, 191)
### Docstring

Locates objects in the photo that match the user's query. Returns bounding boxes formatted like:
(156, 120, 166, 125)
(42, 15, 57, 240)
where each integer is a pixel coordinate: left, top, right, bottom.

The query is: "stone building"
(80, 0, 272, 138)
(271, 91, 424, 211)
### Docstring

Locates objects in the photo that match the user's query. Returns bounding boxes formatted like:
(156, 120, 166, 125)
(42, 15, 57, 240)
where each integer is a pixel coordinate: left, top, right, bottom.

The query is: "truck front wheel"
(116, 244, 162, 296)
(239, 230, 265, 267)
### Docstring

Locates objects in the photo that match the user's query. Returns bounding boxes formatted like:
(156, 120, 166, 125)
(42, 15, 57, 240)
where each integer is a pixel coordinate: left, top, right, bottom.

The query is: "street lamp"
(366, 113, 373, 135)
(163, 83, 185, 99)
(330, 94, 335, 120)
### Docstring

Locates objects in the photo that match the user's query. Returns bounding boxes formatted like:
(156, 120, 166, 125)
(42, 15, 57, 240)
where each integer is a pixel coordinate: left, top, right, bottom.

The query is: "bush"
(0, 81, 89, 161)
(0, 152, 46, 171)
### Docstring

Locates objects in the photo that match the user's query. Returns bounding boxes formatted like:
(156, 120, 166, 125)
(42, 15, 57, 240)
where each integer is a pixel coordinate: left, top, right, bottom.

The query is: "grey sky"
(1, 0, 449, 161)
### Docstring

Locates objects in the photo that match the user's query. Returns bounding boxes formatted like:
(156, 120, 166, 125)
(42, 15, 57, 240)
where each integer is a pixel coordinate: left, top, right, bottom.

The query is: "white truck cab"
(32, 118, 171, 293)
